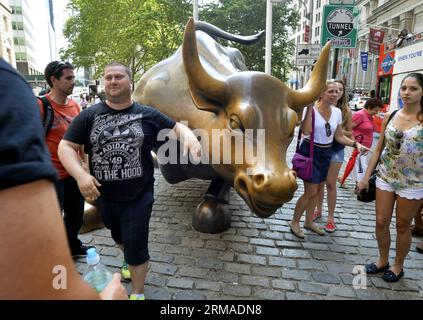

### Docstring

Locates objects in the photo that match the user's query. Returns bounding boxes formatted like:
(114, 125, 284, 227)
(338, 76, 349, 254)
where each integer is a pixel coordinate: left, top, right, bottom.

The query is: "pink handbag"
(292, 109, 314, 181)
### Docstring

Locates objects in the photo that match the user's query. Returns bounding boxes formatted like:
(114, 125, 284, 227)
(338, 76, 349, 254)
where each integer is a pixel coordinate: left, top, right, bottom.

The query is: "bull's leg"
(79, 203, 105, 234)
(193, 178, 231, 233)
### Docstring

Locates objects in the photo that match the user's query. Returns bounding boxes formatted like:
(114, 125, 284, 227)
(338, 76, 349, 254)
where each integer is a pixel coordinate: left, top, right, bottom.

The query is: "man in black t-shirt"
(0, 58, 127, 299)
(59, 61, 202, 300)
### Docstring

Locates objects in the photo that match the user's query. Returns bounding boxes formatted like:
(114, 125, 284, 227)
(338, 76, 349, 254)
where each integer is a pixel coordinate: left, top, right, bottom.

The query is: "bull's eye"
(228, 116, 244, 132)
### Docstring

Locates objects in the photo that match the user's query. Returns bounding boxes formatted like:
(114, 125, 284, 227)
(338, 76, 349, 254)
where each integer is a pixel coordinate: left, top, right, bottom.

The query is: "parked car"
(349, 96, 370, 111)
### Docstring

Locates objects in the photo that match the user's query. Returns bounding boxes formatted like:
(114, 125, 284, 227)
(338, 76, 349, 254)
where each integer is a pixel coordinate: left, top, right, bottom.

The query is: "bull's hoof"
(79, 207, 105, 234)
(193, 198, 231, 233)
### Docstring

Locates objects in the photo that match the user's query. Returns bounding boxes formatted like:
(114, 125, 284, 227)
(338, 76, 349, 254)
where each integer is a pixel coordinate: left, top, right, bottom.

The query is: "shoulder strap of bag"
(381, 109, 398, 144)
(295, 123, 302, 151)
(37, 96, 54, 136)
(295, 106, 315, 152)
(309, 108, 315, 159)
(386, 109, 398, 128)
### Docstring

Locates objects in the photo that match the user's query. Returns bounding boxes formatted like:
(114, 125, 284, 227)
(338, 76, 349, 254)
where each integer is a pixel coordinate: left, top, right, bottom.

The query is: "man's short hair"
(104, 61, 132, 79)
(44, 61, 74, 87)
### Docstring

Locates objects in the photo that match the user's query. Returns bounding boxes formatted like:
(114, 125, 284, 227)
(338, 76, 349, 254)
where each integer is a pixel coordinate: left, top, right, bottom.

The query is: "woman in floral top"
(358, 73, 423, 282)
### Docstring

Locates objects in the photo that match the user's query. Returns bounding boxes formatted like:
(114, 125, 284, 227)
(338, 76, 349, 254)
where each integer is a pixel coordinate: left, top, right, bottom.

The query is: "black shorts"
(97, 186, 154, 266)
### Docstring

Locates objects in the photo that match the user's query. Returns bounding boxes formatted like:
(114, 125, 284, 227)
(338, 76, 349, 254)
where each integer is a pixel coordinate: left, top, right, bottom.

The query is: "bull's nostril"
(253, 174, 265, 188)
(237, 178, 248, 194)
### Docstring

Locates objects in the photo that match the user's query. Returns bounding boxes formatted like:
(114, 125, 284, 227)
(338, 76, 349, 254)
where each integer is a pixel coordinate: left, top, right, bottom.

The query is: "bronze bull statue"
(82, 18, 331, 234)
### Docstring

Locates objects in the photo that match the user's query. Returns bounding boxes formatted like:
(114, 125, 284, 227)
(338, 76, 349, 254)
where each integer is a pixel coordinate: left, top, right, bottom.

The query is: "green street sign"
(321, 5, 358, 48)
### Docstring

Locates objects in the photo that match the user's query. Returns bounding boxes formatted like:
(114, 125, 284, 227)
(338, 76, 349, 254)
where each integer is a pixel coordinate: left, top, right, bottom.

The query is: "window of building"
(14, 37, 25, 46)
(15, 52, 27, 61)
(297, 35, 301, 43)
(315, 26, 320, 37)
(12, 21, 24, 30)
(12, 6, 22, 15)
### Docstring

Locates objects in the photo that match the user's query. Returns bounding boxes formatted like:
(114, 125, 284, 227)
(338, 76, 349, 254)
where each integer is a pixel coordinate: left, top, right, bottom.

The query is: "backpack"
(37, 96, 54, 136)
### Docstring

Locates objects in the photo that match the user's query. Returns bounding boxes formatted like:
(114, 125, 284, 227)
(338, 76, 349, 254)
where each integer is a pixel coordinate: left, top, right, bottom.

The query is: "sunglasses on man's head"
(52, 61, 70, 76)
(325, 122, 332, 137)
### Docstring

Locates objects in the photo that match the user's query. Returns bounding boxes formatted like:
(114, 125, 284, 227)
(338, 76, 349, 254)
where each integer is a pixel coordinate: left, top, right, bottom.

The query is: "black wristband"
(353, 141, 357, 149)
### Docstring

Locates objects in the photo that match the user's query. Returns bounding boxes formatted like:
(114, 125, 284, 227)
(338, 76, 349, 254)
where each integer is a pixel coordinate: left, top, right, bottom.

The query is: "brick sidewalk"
(75, 138, 423, 300)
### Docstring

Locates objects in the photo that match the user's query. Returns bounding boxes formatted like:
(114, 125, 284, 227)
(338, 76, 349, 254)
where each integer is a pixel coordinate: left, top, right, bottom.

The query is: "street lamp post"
(265, 0, 288, 75)
(266, 0, 309, 75)
(265, 0, 273, 74)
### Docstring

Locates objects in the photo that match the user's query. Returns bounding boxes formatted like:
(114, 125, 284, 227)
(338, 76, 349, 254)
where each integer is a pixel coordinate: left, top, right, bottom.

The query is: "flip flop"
(288, 221, 304, 239)
(382, 269, 404, 282)
(365, 262, 389, 274)
(304, 222, 325, 236)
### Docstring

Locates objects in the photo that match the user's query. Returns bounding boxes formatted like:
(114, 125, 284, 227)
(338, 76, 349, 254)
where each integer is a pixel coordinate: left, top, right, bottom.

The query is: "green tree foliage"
(200, 0, 299, 81)
(62, 0, 191, 83)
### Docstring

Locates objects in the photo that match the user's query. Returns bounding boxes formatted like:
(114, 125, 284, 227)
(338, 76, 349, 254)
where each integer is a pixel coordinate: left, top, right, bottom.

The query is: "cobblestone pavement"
(75, 139, 423, 300)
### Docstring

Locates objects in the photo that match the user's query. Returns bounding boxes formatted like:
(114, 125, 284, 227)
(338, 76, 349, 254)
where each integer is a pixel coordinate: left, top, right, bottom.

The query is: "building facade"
(10, 0, 56, 86)
(288, 0, 423, 92)
(0, 0, 15, 66)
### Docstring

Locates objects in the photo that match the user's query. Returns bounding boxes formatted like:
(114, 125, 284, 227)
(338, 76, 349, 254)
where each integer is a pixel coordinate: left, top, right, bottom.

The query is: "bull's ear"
(287, 41, 331, 111)
(183, 18, 228, 114)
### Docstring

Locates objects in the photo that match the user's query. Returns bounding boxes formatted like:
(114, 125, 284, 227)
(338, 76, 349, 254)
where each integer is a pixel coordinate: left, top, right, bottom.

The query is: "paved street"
(75, 140, 423, 300)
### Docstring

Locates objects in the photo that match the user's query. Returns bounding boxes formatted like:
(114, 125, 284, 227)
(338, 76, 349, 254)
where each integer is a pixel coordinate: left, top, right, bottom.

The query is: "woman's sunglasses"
(325, 122, 332, 137)
(393, 130, 403, 151)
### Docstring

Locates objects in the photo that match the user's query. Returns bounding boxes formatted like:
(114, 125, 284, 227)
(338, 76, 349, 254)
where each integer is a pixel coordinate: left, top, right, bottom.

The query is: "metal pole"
(193, 0, 199, 20)
(332, 48, 339, 79)
(305, 0, 313, 84)
(265, 0, 273, 74)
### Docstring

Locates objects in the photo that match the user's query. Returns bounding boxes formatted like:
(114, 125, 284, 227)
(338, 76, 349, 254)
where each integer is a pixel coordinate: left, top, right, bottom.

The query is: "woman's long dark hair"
(401, 73, 423, 122)
(333, 79, 349, 128)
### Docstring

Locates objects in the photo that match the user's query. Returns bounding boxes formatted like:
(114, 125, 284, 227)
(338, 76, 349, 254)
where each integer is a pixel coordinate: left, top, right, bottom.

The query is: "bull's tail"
(195, 20, 264, 45)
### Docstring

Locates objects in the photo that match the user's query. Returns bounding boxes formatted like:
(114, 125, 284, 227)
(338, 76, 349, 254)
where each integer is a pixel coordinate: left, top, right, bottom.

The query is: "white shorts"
(376, 177, 423, 200)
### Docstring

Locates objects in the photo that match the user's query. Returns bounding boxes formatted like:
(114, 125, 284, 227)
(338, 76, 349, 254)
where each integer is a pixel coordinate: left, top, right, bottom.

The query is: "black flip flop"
(365, 262, 389, 274)
(382, 269, 404, 282)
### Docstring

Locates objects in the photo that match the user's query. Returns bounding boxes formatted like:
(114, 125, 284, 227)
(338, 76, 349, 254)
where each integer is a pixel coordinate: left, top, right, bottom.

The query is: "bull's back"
(133, 31, 238, 130)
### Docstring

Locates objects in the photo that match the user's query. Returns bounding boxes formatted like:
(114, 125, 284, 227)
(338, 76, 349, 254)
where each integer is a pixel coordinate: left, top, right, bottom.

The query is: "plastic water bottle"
(83, 248, 113, 293)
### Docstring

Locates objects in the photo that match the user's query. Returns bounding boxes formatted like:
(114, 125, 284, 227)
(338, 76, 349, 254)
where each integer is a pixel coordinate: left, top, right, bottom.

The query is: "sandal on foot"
(304, 222, 325, 236)
(382, 269, 404, 282)
(312, 211, 322, 221)
(324, 220, 336, 233)
(288, 221, 304, 239)
(365, 262, 389, 274)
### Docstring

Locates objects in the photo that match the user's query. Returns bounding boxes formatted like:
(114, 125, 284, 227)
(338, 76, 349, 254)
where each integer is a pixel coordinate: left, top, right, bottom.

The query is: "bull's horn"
(287, 42, 332, 110)
(183, 18, 228, 112)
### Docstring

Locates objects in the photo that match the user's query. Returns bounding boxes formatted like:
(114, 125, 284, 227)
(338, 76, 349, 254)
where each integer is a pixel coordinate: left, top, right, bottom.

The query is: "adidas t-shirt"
(64, 101, 176, 202)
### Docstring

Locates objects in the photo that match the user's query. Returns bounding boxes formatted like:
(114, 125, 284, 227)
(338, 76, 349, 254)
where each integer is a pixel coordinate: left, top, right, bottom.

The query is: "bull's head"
(183, 18, 331, 218)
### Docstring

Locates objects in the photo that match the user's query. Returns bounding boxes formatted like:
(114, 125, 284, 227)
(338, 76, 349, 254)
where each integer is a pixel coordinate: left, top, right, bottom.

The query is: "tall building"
(352, 0, 423, 91)
(288, 0, 423, 92)
(10, 0, 56, 86)
(0, 0, 15, 66)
